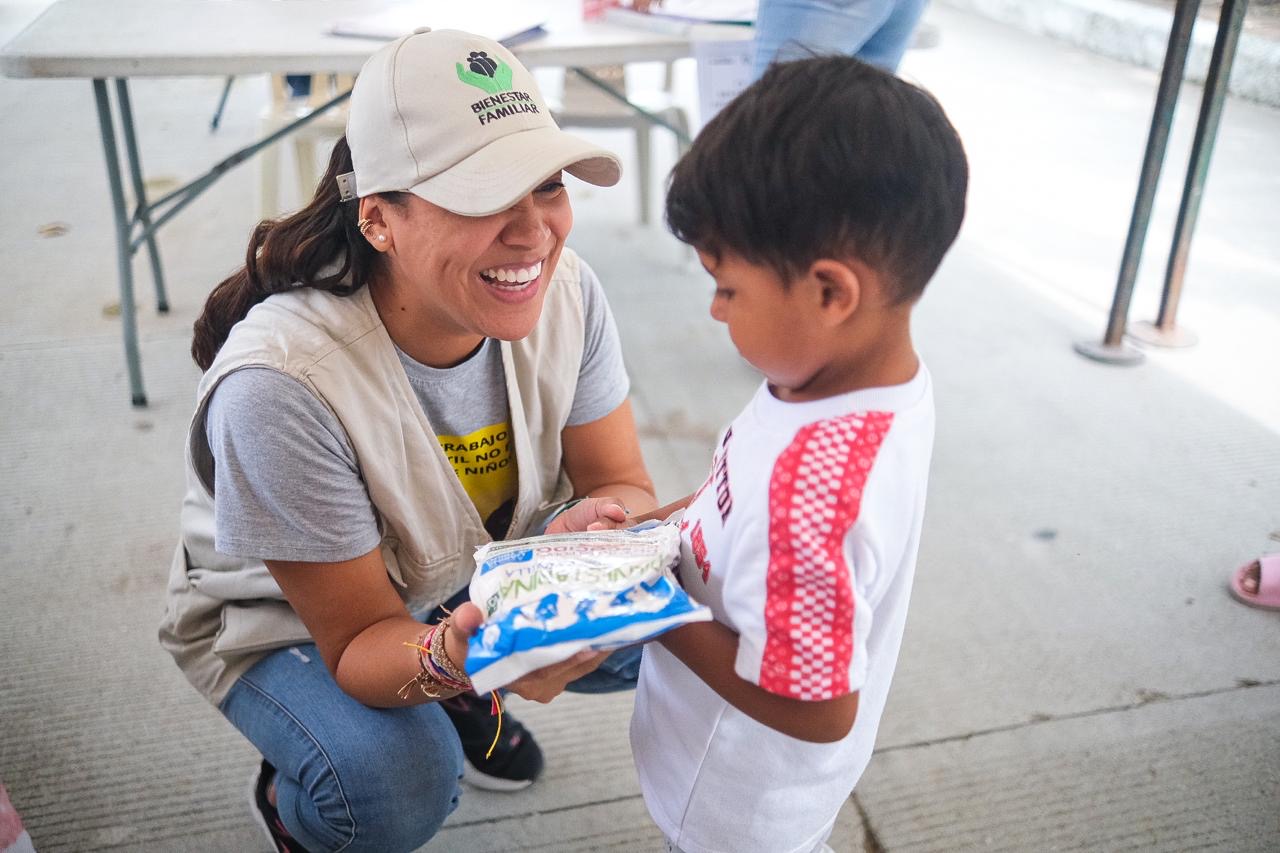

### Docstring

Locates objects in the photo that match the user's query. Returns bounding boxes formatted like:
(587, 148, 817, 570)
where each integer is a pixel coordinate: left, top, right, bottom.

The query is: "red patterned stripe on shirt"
(760, 411, 894, 700)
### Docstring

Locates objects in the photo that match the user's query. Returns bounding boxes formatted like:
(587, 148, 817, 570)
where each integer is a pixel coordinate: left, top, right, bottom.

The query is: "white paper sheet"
(694, 37, 754, 126)
(623, 0, 757, 25)
(329, 1, 549, 44)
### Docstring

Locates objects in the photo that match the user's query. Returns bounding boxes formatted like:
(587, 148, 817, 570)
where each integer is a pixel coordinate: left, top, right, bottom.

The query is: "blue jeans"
(220, 631, 641, 852)
(752, 0, 930, 77)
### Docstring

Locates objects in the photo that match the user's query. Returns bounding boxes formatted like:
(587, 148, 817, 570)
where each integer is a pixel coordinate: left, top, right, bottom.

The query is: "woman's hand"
(505, 650, 611, 703)
(545, 496, 630, 534)
(443, 600, 485, 674)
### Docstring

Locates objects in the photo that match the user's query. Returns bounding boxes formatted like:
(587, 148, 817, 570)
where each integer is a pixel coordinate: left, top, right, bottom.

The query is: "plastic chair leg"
(294, 135, 320, 203)
(635, 123, 652, 225)
(673, 109, 692, 159)
(260, 136, 281, 220)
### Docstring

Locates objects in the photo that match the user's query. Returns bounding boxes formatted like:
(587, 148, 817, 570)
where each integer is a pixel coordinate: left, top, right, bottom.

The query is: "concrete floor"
(1, 2, 1278, 851)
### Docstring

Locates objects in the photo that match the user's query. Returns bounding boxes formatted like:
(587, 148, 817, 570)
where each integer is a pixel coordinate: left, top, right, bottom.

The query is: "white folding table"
(1, 0, 747, 405)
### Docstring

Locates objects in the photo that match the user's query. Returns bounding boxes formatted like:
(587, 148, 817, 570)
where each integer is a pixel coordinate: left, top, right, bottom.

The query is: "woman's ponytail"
(191, 136, 391, 371)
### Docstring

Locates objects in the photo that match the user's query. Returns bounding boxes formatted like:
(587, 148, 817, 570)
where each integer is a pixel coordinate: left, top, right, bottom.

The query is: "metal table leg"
(210, 75, 235, 132)
(115, 78, 169, 314)
(92, 78, 148, 407)
(89, 80, 351, 406)
(1129, 0, 1249, 348)
(1074, 0, 1202, 366)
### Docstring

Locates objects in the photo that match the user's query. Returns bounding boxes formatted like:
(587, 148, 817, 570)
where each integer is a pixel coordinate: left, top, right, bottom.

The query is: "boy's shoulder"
(751, 372, 934, 540)
(766, 409, 914, 523)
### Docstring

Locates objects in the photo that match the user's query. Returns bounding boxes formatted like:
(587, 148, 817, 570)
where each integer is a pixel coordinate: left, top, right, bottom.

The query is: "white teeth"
(480, 260, 543, 286)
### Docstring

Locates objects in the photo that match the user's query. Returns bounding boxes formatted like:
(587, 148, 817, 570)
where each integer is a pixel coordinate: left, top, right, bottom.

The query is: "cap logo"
(456, 51, 514, 95)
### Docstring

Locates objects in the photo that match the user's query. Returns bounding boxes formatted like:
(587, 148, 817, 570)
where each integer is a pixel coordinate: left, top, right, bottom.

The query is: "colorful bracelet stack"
(398, 615, 506, 759)
(423, 617, 471, 690)
(397, 616, 472, 700)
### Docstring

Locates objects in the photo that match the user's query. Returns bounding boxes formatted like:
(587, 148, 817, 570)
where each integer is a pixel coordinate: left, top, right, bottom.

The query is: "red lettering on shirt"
(689, 519, 711, 583)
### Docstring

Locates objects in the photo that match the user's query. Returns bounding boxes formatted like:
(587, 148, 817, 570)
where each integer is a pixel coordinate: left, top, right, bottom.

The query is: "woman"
(160, 29, 657, 852)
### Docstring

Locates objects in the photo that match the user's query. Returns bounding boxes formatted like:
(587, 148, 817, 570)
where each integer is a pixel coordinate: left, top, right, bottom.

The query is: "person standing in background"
(750, 0, 929, 76)
(627, 0, 929, 76)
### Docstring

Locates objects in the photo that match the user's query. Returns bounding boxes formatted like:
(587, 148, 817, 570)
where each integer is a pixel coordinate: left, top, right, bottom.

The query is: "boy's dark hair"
(666, 56, 968, 303)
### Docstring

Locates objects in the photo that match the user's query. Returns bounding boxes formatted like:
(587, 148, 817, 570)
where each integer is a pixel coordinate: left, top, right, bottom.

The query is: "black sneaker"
(249, 760, 310, 853)
(441, 692, 544, 791)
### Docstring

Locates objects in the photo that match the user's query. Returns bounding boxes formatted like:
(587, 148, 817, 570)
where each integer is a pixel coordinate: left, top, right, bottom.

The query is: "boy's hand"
(546, 497, 630, 534)
(626, 495, 693, 527)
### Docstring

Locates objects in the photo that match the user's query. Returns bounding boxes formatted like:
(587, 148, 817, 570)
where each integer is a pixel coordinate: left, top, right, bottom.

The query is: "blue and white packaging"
(465, 522, 711, 694)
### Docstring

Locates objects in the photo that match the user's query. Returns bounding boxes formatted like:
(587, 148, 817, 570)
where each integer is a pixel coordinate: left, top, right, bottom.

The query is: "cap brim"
(407, 126, 621, 217)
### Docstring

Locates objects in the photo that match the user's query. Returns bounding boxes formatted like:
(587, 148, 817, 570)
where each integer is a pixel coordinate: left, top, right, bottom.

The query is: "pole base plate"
(1073, 339, 1146, 366)
(1126, 320, 1199, 348)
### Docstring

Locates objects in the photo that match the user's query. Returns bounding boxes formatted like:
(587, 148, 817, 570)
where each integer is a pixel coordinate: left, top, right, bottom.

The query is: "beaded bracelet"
(424, 617, 472, 690)
(397, 653, 446, 700)
(397, 618, 472, 700)
(399, 617, 505, 759)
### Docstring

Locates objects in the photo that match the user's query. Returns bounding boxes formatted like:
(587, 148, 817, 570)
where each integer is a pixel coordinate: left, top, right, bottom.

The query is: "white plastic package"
(464, 521, 711, 694)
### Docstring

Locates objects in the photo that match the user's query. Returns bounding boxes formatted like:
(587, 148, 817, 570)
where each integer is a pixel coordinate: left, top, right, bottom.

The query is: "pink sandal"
(1229, 554, 1280, 611)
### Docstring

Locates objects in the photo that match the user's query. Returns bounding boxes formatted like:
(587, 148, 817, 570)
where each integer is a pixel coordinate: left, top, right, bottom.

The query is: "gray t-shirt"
(205, 258, 628, 562)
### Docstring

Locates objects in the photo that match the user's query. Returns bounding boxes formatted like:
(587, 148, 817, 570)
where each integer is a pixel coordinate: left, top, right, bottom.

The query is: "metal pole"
(114, 79, 169, 314)
(1130, 0, 1249, 348)
(210, 75, 235, 132)
(93, 79, 147, 407)
(130, 88, 353, 248)
(1074, 0, 1201, 366)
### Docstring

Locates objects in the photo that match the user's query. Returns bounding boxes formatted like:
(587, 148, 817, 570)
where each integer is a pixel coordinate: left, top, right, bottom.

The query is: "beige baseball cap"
(343, 28, 621, 216)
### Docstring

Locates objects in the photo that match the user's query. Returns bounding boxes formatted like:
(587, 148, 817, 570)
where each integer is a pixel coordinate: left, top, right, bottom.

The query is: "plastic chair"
(258, 73, 352, 218)
(549, 64, 690, 225)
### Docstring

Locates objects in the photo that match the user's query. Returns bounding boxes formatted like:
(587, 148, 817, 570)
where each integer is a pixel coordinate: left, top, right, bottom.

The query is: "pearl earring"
(377, 235, 386, 242)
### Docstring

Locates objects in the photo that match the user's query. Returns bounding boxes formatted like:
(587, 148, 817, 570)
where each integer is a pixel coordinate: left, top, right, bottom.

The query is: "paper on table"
(694, 37, 754, 126)
(329, 1, 549, 45)
(621, 0, 756, 25)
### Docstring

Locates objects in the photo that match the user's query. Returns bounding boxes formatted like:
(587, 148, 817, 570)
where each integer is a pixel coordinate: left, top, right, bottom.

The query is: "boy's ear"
(806, 259, 861, 325)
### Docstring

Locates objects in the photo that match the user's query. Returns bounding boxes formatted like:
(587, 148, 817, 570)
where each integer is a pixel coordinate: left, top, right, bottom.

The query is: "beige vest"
(159, 249, 585, 705)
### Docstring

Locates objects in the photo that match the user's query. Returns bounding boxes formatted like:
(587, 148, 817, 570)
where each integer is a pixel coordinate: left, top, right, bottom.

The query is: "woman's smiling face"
(374, 174, 572, 365)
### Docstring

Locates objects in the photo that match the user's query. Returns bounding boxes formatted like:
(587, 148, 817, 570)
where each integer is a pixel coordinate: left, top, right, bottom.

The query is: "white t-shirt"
(632, 365, 935, 853)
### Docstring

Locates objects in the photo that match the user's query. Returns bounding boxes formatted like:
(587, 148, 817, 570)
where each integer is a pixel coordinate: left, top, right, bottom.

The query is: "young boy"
(630, 57, 968, 852)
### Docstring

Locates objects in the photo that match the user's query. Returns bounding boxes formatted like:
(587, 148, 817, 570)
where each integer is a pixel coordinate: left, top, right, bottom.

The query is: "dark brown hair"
(666, 56, 968, 303)
(191, 136, 408, 370)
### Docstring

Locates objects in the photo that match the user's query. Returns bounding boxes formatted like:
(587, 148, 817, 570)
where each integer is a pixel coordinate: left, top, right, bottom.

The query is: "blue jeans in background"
(220, 628, 641, 852)
(752, 0, 930, 77)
